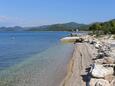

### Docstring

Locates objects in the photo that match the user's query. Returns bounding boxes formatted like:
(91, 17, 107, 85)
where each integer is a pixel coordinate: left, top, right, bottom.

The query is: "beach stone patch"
(85, 36, 115, 86)
(60, 35, 115, 86)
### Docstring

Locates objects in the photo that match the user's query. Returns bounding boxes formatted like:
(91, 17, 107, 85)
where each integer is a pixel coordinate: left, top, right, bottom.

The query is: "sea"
(0, 32, 73, 86)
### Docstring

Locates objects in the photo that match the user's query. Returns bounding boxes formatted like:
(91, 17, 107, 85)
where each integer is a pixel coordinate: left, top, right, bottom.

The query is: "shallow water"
(0, 32, 73, 86)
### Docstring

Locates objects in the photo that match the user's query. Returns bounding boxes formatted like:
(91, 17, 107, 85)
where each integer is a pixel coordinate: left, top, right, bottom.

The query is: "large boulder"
(91, 64, 114, 78)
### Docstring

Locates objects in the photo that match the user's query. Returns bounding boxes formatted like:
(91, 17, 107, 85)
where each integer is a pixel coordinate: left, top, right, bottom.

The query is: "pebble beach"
(60, 35, 115, 86)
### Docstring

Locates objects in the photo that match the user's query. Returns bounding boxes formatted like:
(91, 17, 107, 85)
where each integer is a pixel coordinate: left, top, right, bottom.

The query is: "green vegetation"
(27, 22, 89, 31)
(89, 19, 115, 35)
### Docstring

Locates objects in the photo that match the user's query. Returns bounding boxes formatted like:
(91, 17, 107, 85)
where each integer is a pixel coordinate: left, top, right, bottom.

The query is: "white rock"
(95, 43, 102, 49)
(90, 78, 110, 86)
(110, 79, 115, 86)
(91, 64, 114, 78)
(109, 35, 115, 40)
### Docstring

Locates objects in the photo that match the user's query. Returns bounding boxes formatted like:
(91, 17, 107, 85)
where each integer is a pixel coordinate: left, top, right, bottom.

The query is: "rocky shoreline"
(60, 35, 115, 86)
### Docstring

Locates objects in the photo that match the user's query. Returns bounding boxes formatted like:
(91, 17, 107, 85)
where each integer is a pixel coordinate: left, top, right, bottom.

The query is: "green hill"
(0, 22, 89, 32)
(27, 22, 89, 31)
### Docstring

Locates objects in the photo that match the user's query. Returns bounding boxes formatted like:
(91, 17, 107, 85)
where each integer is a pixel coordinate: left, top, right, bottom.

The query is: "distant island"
(0, 19, 115, 33)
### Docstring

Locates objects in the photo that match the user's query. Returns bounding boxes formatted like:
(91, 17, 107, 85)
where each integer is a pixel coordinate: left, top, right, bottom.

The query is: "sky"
(0, 0, 115, 26)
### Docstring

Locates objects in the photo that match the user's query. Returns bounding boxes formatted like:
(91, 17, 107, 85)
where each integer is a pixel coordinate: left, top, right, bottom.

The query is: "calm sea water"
(0, 32, 73, 86)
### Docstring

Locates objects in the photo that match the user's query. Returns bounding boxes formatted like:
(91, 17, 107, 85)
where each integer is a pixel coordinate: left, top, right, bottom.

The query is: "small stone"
(95, 43, 101, 49)
(103, 57, 115, 64)
(110, 79, 115, 86)
(90, 78, 110, 86)
(95, 57, 115, 64)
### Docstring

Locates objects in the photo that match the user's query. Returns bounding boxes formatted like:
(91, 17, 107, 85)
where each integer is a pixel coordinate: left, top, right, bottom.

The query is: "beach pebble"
(95, 43, 102, 49)
(110, 79, 115, 86)
(90, 78, 110, 86)
(96, 52, 105, 59)
(109, 35, 115, 40)
(103, 57, 115, 64)
(94, 58, 105, 64)
(94, 57, 115, 64)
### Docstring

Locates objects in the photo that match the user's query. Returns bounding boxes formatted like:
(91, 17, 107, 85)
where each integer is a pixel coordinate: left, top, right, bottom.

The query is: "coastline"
(60, 43, 95, 86)
(60, 35, 115, 86)
(60, 46, 75, 86)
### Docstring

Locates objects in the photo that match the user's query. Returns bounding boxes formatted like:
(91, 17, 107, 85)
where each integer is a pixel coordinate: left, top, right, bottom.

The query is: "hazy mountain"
(27, 22, 89, 31)
(0, 26, 24, 32)
(0, 22, 89, 32)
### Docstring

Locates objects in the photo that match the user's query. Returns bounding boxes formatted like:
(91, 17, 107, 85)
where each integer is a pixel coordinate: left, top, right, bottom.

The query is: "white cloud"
(0, 16, 26, 26)
(0, 16, 9, 21)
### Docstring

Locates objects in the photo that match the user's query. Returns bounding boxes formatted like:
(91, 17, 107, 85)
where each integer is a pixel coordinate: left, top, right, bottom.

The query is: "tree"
(89, 23, 102, 35)
(110, 20, 115, 27)
(89, 19, 115, 34)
